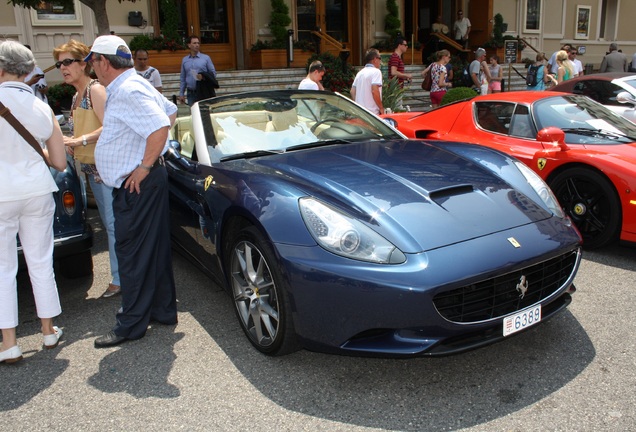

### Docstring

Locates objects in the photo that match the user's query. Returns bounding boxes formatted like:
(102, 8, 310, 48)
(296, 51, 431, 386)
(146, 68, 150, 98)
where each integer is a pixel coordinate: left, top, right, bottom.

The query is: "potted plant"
(250, 0, 315, 69)
(373, 0, 402, 53)
(484, 13, 524, 62)
(47, 83, 76, 114)
(127, 0, 187, 73)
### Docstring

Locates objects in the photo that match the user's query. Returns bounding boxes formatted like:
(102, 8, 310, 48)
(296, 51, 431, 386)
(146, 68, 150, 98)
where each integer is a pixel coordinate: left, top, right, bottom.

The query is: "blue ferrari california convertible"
(166, 90, 581, 357)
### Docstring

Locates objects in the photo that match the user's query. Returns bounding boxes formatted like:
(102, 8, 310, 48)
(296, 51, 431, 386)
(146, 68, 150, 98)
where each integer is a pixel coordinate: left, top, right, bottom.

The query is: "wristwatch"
(82, 135, 87, 146)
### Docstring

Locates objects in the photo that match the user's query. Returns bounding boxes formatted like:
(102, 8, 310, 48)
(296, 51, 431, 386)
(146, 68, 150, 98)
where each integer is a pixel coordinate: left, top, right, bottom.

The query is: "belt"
(117, 156, 165, 190)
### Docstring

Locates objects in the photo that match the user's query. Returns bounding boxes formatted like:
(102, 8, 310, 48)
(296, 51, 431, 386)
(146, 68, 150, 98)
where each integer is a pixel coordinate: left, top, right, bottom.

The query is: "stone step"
(162, 63, 531, 114)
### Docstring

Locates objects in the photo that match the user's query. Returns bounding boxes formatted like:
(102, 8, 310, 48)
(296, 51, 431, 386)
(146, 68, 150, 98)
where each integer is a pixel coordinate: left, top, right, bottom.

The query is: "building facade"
(1, 0, 634, 81)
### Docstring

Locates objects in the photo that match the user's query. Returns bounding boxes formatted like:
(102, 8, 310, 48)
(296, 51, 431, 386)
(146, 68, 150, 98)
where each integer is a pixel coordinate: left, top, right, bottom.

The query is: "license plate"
(503, 305, 541, 337)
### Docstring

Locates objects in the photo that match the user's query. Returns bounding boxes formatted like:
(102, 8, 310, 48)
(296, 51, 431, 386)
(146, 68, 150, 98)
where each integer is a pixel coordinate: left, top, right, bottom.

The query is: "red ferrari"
(383, 91, 636, 249)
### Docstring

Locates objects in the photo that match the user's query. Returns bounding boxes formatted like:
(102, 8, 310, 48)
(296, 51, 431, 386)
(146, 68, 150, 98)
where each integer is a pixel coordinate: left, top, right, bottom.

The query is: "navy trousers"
(112, 164, 177, 339)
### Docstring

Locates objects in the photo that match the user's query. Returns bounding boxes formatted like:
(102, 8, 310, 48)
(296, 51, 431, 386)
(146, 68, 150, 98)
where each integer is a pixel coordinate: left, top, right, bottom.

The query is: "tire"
(227, 226, 299, 356)
(549, 168, 621, 249)
(57, 250, 94, 279)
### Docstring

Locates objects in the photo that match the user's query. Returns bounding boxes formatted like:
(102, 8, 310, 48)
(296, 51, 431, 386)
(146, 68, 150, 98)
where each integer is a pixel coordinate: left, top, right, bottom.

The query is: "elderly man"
(84, 35, 179, 348)
(600, 42, 628, 72)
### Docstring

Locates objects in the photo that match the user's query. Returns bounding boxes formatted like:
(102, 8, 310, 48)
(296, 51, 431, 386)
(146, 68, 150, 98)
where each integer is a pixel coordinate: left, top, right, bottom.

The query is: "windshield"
(195, 90, 403, 163)
(533, 95, 636, 144)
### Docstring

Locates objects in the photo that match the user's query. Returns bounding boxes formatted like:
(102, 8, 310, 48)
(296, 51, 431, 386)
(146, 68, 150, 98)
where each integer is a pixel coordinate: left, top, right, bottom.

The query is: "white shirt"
(548, 51, 559, 74)
(572, 58, 584, 76)
(631, 52, 636, 70)
(136, 67, 163, 89)
(0, 81, 57, 202)
(454, 17, 471, 39)
(96, 69, 177, 188)
(352, 64, 383, 114)
(298, 78, 319, 90)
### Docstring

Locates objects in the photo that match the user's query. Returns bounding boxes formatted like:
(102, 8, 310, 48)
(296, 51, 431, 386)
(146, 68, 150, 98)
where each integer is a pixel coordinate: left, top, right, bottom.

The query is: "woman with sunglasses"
(53, 40, 120, 299)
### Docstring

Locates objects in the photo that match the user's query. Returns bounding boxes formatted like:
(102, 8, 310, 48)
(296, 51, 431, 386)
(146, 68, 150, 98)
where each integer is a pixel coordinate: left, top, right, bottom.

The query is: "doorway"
(170, 0, 237, 69)
(295, 0, 358, 61)
(404, 0, 455, 62)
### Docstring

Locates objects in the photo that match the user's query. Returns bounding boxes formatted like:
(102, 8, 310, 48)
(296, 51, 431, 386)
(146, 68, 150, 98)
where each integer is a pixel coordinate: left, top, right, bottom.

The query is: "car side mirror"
(165, 140, 182, 161)
(616, 91, 636, 107)
(536, 127, 569, 151)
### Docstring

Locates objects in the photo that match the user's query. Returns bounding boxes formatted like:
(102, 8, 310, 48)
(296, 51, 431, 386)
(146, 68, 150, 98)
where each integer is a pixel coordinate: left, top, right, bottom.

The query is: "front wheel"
(227, 226, 298, 355)
(549, 168, 621, 249)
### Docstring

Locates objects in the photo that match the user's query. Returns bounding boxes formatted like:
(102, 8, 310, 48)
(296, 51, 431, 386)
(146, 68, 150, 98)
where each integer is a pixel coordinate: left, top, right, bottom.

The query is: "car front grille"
(433, 250, 579, 323)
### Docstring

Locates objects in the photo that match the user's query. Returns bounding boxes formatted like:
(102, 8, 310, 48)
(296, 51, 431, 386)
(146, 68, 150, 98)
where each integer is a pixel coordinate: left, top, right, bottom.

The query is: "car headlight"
(299, 197, 406, 264)
(515, 161, 565, 218)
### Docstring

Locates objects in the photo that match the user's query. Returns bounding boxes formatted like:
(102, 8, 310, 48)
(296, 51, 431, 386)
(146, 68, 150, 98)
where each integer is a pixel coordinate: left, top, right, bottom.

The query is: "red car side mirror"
(536, 127, 569, 151)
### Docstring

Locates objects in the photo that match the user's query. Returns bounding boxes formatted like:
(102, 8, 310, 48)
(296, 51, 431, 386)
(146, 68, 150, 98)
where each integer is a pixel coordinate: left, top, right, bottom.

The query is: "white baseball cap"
(84, 35, 132, 61)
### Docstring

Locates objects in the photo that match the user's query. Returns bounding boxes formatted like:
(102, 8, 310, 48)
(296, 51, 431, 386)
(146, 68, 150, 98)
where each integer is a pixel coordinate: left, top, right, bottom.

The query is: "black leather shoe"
(94, 331, 127, 348)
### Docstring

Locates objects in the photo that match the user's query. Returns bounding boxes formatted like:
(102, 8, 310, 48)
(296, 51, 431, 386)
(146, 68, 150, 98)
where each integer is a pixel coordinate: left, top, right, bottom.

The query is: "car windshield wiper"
(220, 149, 284, 162)
(284, 139, 352, 152)
(560, 128, 636, 141)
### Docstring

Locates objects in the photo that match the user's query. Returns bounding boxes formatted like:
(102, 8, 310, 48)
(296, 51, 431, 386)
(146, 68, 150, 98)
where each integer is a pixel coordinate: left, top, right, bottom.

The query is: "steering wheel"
(310, 118, 341, 133)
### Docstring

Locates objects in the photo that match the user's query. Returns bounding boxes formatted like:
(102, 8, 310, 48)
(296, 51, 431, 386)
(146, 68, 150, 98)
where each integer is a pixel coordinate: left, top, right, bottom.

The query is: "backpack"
(462, 64, 473, 87)
(526, 65, 539, 86)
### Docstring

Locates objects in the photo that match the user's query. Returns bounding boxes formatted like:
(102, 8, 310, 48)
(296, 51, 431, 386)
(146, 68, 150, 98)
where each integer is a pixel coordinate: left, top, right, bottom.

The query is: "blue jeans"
(186, 90, 196, 106)
(88, 175, 119, 286)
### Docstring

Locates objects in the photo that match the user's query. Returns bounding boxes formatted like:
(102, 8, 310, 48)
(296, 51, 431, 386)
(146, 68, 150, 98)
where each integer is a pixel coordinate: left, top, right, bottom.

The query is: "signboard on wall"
(504, 40, 518, 64)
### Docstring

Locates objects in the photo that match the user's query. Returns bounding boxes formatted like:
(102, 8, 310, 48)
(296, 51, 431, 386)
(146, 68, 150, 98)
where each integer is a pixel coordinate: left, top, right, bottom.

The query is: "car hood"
(247, 139, 553, 252)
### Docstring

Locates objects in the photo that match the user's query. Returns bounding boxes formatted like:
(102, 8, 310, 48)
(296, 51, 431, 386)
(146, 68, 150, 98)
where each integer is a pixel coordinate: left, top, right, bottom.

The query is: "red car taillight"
(62, 191, 76, 216)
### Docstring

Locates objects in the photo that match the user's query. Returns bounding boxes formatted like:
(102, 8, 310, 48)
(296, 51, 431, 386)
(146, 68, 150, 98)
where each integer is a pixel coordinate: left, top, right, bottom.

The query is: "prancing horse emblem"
(516, 275, 529, 299)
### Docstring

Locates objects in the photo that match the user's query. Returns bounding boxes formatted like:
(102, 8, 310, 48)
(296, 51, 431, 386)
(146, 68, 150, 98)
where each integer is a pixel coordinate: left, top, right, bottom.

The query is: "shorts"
(430, 90, 446, 105)
(489, 81, 501, 91)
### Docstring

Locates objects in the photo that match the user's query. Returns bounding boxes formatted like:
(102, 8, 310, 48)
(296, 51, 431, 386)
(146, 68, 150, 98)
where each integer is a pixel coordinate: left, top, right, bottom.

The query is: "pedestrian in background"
(555, 50, 575, 84)
(134, 48, 163, 93)
(84, 35, 178, 348)
(527, 53, 550, 91)
(388, 36, 413, 87)
(178, 35, 216, 106)
(23, 44, 48, 104)
(429, 49, 452, 108)
(298, 60, 325, 90)
(488, 55, 503, 93)
(470, 48, 491, 94)
(600, 42, 628, 72)
(0, 40, 66, 364)
(350, 48, 383, 115)
(453, 10, 471, 49)
(568, 48, 584, 76)
(53, 39, 120, 299)
(548, 43, 572, 75)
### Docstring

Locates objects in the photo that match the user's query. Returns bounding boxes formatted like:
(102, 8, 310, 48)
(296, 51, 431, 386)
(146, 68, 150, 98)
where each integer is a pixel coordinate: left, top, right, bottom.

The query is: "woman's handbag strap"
(0, 101, 49, 166)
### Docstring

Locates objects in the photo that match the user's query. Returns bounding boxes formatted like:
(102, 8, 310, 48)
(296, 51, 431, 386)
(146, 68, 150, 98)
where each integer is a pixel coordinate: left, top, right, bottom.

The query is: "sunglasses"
(55, 58, 81, 68)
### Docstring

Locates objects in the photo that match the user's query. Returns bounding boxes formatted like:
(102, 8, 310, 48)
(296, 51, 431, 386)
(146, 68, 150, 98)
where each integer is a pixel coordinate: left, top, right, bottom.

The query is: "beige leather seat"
(265, 110, 299, 132)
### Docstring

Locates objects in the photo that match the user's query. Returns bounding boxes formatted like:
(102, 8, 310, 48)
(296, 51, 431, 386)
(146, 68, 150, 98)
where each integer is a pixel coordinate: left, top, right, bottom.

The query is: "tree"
(9, 0, 134, 36)
(269, 0, 292, 48)
(384, 0, 402, 40)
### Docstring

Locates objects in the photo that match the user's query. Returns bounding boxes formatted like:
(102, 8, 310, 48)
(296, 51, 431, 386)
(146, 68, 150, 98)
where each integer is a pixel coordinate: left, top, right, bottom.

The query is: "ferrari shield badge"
(537, 158, 547, 170)
(204, 175, 213, 191)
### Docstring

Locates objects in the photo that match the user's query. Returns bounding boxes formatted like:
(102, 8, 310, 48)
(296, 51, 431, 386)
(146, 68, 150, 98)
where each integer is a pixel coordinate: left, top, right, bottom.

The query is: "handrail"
(311, 30, 349, 52)
(518, 37, 540, 55)
(430, 32, 471, 53)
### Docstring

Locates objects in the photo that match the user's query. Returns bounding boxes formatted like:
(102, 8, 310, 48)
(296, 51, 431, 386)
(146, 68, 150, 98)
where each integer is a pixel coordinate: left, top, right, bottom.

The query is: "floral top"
(69, 79, 102, 181)
(430, 63, 447, 93)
